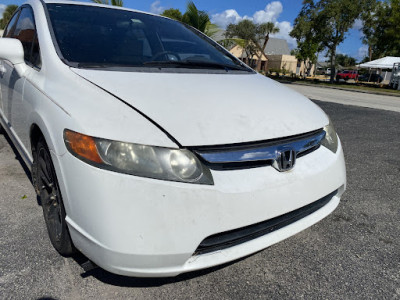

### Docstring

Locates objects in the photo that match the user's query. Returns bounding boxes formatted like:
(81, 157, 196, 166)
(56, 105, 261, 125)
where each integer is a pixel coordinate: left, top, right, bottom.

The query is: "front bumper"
(55, 141, 346, 277)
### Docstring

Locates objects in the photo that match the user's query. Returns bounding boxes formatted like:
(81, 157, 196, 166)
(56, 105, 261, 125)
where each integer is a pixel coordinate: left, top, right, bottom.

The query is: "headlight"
(64, 130, 213, 185)
(321, 119, 339, 153)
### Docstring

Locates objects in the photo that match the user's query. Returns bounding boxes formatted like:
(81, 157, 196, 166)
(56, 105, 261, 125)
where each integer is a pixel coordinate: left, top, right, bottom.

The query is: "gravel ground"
(0, 101, 399, 300)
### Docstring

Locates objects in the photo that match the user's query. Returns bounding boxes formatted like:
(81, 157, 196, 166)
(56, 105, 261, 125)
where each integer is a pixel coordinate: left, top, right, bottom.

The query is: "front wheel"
(35, 137, 75, 256)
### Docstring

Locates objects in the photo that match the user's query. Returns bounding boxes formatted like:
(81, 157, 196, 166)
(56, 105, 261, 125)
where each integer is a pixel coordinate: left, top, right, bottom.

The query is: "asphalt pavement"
(0, 97, 399, 299)
(285, 83, 400, 113)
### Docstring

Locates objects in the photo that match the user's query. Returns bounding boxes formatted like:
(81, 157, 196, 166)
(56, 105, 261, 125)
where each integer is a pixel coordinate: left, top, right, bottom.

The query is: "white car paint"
(0, 0, 346, 277)
(73, 69, 329, 146)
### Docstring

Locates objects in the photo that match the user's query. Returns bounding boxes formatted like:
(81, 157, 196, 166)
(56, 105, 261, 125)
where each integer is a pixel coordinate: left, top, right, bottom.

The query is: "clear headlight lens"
(321, 119, 339, 153)
(64, 130, 213, 185)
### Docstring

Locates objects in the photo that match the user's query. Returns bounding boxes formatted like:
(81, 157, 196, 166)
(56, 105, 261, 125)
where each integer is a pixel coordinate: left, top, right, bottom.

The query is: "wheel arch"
(28, 117, 71, 214)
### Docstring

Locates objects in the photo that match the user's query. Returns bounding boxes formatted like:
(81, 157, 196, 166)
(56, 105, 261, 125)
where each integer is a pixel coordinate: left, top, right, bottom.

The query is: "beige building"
(268, 54, 297, 73)
(228, 37, 315, 76)
(229, 45, 269, 71)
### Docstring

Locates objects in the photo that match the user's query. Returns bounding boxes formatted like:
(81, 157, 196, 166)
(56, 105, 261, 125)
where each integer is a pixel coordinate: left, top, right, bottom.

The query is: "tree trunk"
(256, 56, 262, 71)
(306, 60, 312, 77)
(261, 35, 270, 53)
(330, 47, 336, 84)
(254, 51, 263, 71)
(254, 35, 270, 72)
(369, 45, 372, 61)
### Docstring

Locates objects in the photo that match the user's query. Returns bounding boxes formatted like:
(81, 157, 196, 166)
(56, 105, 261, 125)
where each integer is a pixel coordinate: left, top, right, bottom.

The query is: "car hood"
(72, 69, 328, 146)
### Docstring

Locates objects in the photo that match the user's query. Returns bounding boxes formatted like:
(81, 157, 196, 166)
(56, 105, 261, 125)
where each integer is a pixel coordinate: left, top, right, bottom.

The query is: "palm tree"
(256, 22, 280, 71)
(0, 5, 19, 30)
(225, 20, 280, 71)
(91, 0, 124, 6)
(258, 22, 280, 53)
(182, 1, 210, 33)
(204, 22, 220, 38)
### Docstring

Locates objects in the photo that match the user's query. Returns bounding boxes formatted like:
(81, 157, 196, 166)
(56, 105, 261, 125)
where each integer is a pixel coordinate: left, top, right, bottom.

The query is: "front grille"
(194, 190, 337, 256)
(192, 129, 326, 171)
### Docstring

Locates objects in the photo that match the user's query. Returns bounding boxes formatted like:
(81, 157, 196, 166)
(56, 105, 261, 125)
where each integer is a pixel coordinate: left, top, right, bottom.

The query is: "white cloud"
(0, 4, 6, 18)
(253, 1, 283, 24)
(272, 21, 296, 48)
(211, 1, 284, 28)
(211, 9, 243, 29)
(352, 19, 363, 30)
(318, 50, 329, 61)
(357, 45, 368, 60)
(150, 1, 165, 15)
(211, 1, 296, 49)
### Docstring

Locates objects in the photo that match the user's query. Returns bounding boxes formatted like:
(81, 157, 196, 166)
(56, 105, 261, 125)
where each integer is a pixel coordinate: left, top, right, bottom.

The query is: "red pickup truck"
(336, 70, 359, 81)
(336, 70, 358, 81)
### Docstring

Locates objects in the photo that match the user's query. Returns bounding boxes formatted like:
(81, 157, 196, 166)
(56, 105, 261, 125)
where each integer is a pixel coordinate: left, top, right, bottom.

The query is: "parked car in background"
(389, 63, 400, 90)
(0, 0, 346, 277)
(336, 70, 358, 81)
(358, 73, 383, 83)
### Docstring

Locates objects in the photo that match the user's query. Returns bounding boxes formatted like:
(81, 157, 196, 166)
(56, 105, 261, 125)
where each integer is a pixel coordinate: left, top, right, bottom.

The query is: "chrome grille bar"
(194, 129, 326, 171)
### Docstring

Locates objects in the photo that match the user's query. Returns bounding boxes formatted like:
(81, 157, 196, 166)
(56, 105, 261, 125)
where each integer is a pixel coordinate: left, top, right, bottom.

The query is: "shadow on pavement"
(71, 251, 250, 288)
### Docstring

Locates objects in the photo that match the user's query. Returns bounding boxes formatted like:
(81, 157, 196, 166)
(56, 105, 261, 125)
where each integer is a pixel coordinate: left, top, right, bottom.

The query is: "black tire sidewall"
(36, 137, 75, 256)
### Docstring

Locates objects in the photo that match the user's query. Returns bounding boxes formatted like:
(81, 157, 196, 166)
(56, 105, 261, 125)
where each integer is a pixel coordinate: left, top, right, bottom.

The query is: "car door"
(5, 5, 41, 150)
(0, 9, 21, 122)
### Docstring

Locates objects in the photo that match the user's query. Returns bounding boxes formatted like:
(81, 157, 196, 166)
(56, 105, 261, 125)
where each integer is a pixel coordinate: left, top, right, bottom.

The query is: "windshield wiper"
(77, 63, 139, 69)
(143, 60, 250, 71)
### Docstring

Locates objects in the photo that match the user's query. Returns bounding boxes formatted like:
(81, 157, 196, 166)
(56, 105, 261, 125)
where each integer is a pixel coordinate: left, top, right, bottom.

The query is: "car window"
(46, 4, 251, 73)
(12, 6, 41, 69)
(3, 9, 20, 38)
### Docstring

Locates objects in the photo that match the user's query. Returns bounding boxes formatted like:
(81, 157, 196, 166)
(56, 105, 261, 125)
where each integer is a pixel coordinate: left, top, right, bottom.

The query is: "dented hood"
(72, 69, 329, 146)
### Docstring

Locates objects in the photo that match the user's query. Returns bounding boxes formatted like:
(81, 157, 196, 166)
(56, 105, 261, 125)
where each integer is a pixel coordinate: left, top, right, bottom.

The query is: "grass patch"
(273, 77, 400, 97)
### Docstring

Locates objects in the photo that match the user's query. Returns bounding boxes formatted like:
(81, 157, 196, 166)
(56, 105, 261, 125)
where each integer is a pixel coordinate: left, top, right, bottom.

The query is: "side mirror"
(0, 38, 28, 76)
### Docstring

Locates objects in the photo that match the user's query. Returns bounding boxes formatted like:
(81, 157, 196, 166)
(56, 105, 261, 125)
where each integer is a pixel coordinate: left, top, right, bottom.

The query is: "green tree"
(361, 0, 400, 59)
(182, 1, 210, 33)
(256, 22, 280, 70)
(204, 22, 219, 38)
(335, 54, 356, 67)
(293, 0, 364, 83)
(360, 0, 379, 61)
(91, 0, 123, 6)
(161, 8, 183, 21)
(0, 4, 18, 30)
(290, 0, 322, 77)
(225, 20, 279, 71)
(226, 20, 259, 67)
(161, 3, 219, 37)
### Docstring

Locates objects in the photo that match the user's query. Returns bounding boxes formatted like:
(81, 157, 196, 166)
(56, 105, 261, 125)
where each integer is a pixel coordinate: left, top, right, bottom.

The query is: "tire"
(35, 137, 75, 256)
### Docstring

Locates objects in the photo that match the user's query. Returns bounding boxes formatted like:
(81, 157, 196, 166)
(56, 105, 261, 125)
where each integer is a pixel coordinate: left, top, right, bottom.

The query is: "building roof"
(264, 38, 290, 55)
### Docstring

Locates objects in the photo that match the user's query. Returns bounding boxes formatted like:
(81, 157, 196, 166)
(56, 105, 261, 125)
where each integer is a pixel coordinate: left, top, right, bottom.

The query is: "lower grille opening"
(194, 190, 338, 256)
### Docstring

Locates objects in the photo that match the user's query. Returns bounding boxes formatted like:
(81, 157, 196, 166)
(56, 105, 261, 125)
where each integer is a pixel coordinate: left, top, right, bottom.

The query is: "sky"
(0, 0, 368, 61)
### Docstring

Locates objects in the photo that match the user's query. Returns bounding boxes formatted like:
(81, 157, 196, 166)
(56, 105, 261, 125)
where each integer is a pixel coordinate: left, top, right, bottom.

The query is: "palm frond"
(183, 1, 210, 33)
(111, 0, 124, 6)
(204, 22, 219, 38)
(91, 0, 123, 6)
(91, 0, 109, 4)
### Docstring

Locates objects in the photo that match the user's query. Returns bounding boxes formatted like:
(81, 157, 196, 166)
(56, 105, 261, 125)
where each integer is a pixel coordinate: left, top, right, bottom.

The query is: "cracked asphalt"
(0, 99, 399, 300)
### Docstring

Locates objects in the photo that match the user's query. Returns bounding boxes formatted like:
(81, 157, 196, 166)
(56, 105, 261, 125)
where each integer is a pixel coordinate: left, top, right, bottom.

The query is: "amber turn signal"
(64, 130, 103, 164)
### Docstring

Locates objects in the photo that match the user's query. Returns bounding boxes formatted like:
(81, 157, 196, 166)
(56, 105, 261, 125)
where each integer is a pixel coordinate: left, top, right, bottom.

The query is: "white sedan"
(0, 0, 346, 277)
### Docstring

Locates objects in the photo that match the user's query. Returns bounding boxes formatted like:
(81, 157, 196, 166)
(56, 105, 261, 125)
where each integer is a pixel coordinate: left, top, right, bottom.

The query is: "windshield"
(46, 4, 252, 73)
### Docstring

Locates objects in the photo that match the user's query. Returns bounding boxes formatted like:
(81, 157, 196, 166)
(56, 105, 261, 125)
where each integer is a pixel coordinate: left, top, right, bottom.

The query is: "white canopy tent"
(358, 56, 400, 69)
(357, 56, 400, 82)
